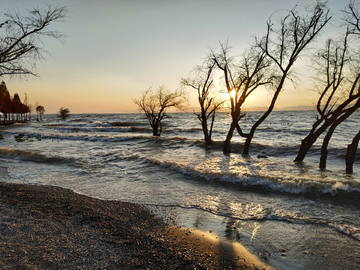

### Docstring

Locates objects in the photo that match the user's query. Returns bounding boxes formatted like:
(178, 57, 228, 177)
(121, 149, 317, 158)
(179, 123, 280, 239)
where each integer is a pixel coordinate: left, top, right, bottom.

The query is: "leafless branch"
(0, 5, 67, 77)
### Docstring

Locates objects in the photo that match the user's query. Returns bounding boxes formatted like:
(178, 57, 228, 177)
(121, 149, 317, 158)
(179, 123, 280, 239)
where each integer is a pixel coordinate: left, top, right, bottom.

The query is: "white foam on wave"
(43, 124, 131, 133)
(25, 130, 148, 142)
(0, 148, 66, 163)
(329, 223, 360, 241)
(142, 153, 360, 197)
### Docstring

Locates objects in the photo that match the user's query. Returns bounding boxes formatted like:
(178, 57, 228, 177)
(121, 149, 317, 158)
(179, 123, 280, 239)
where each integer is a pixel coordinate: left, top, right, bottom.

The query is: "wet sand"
(0, 182, 272, 269)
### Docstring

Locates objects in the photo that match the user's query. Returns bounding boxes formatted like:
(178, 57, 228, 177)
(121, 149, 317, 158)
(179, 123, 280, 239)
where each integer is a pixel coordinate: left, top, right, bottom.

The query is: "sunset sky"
(1, 0, 348, 114)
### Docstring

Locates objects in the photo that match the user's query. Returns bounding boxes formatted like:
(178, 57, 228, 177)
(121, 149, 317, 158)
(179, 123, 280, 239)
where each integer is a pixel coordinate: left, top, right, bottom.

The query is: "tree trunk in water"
(205, 111, 216, 146)
(346, 131, 360, 174)
(223, 123, 236, 153)
(204, 131, 212, 145)
(319, 148, 328, 169)
(319, 126, 337, 169)
(242, 131, 254, 156)
(319, 117, 347, 169)
(152, 123, 160, 136)
(294, 135, 317, 162)
(201, 116, 212, 145)
(152, 121, 162, 136)
(204, 136, 212, 145)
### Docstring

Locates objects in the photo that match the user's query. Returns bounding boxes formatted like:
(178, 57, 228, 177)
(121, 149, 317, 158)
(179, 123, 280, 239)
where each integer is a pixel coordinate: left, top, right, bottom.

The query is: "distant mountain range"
(153, 105, 317, 114)
(244, 105, 315, 112)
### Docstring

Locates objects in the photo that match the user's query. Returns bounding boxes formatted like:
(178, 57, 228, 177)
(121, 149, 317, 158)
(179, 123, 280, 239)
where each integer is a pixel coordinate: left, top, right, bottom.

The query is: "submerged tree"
(211, 43, 272, 153)
(318, 35, 360, 169)
(0, 5, 67, 77)
(343, 1, 360, 173)
(181, 60, 224, 145)
(36, 105, 45, 120)
(133, 86, 187, 136)
(244, 1, 331, 156)
(346, 130, 360, 174)
(294, 10, 360, 166)
(212, 2, 330, 155)
(58, 107, 70, 120)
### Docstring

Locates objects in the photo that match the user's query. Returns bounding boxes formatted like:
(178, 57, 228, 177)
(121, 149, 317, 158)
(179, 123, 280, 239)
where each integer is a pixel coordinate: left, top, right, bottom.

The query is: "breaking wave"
(0, 148, 75, 164)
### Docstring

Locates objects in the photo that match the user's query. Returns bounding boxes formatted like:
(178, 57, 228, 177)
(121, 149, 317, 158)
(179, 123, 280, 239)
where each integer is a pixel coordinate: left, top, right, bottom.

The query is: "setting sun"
(223, 89, 237, 101)
(230, 89, 236, 100)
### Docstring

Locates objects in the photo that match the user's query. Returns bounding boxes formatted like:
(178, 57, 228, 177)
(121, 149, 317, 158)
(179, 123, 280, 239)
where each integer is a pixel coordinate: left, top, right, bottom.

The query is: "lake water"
(0, 111, 359, 269)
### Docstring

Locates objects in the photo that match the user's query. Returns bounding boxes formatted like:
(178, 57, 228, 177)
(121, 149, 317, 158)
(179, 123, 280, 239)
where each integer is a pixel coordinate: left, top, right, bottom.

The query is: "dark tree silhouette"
(36, 105, 45, 120)
(12, 93, 21, 121)
(0, 5, 67, 77)
(133, 86, 187, 136)
(0, 82, 30, 123)
(212, 2, 330, 155)
(245, 2, 331, 156)
(26, 104, 33, 121)
(211, 43, 271, 153)
(10, 93, 29, 122)
(181, 60, 224, 145)
(0, 81, 11, 123)
(58, 107, 70, 120)
(342, 1, 360, 173)
(317, 38, 360, 169)
(346, 130, 360, 174)
(294, 15, 360, 166)
(295, 37, 360, 162)
(23, 94, 33, 121)
(343, 0, 360, 36)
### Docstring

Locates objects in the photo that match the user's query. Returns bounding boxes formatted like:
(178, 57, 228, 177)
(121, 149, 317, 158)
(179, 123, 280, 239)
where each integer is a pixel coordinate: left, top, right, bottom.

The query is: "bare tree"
(343, 0, 360, 35)
(247, 1, 331, 156)
(0, 5, 67, 77)
(294, 20, 360, 166)
(318, 36, 360, 169)
(181, 60, 224, 145)
(133, 86, 188, 136)
(36, 105, 45, 120)
(58, 107, 70, 120)
(211, 43, 272, 153)
(343, 1, 360, 173)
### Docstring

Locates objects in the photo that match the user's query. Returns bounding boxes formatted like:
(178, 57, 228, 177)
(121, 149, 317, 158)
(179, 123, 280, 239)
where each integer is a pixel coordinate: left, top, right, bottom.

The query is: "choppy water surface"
(0, 111, 359, 269)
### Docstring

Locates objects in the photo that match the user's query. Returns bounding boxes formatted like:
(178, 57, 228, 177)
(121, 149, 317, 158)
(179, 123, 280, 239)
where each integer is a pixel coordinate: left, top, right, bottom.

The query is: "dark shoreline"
(0, 183, 271, 269)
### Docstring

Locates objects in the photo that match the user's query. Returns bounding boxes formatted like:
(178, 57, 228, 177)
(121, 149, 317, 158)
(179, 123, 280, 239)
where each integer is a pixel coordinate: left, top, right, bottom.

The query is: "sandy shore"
(0, 182, 272, 269)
